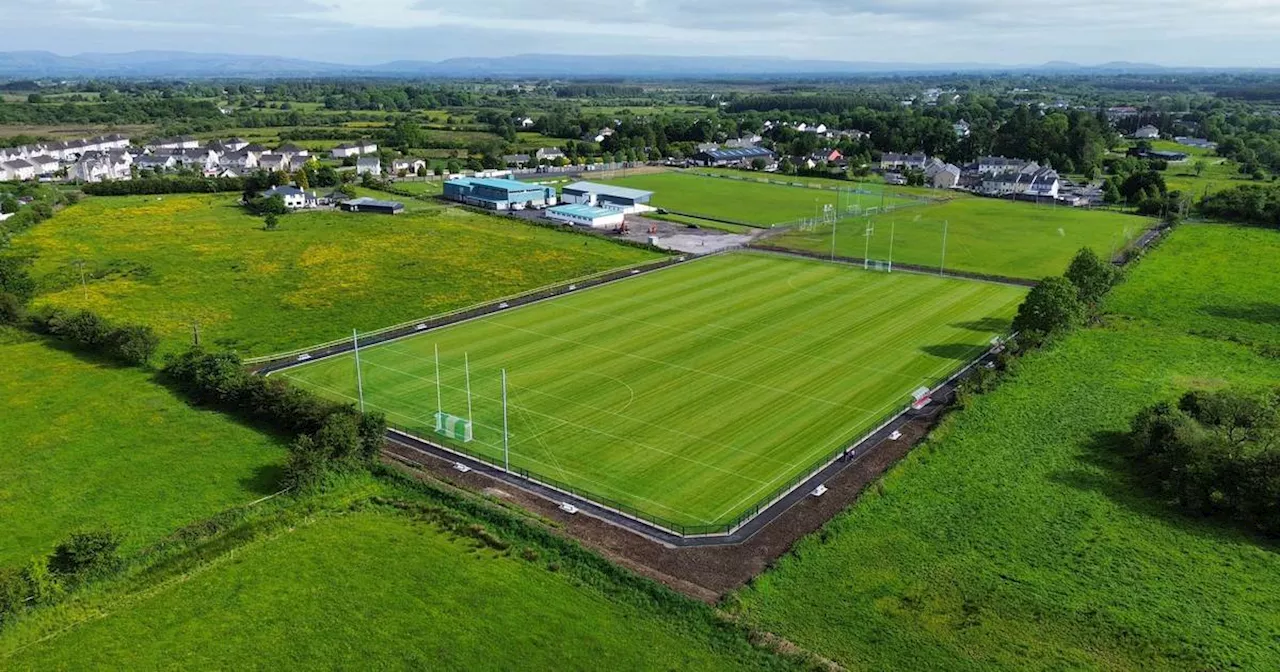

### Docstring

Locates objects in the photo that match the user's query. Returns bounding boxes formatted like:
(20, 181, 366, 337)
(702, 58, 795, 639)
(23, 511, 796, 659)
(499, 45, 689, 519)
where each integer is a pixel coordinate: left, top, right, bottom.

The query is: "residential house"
(2, 158, 38, 181)
(1175, 136, 1218, 150)
(257, 153, 291, 173)
(261, 185, 317, 210)
(518, 117, 535, 128)
(149, 135, 200, 151)
(953, 120, 971, 138)
(696, 142, 720, 154)
(275, 144, 309, 163)
(71, 151, 132, 183)
(1131, 125, 1160, 140)
(725, 134, 763, 148)
(219, 150, 258, 171)
(134, 155, 176, 173)
(28, 155, 61, 176)
(502, 153, 532, 167)
(330, 141, 378, 159)
(976, 156, 1029, 174)
(391, 158, 427, 175)
(535, 147, 565, 163)
(926, 161, 962, 189)
(356, 156, 381, 176)
(879, 152, 929, 171)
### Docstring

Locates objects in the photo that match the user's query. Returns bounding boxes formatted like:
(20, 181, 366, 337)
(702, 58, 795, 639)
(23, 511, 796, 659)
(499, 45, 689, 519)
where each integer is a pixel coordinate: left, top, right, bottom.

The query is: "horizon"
(3, 0, 1280, 68)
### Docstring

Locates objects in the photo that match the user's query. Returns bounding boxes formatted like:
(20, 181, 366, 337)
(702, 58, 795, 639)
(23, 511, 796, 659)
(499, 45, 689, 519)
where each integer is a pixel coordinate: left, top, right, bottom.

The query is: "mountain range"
(0, 51, 1260, 79)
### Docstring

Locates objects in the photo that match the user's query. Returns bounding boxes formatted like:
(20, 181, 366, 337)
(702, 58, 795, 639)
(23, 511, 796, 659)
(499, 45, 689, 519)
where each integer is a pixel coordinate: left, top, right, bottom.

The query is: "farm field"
(0, 328, 285, 566)
(2, 510, 794, 671)
(1105, 223, 1280, 347)
(734, 223, 1280, 671)
(15, 194, 660, 357)
(603, 171, 923, 227)
(769, 196, 1151, 279)
(283, 253, 1025, 531)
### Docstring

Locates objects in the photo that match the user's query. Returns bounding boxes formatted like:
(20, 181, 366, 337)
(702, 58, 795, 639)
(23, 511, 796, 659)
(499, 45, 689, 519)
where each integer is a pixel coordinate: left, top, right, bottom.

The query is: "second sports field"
(283, 253, 1025, 531)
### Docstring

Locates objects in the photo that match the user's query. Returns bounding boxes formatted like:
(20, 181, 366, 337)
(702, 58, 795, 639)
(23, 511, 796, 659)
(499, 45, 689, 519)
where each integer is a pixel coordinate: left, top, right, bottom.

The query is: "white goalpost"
(432, 343, 475, 443)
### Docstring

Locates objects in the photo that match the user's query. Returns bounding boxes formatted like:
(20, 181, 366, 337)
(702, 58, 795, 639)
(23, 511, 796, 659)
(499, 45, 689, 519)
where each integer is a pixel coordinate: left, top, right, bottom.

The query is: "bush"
(0, 256, 36, 302)
(244, 194, 288, 216)
(32, 308, 160, 366)
(0, 291, 24, 324)
(82, 176, 245, 196)
(1064, 247, 1116, 309)
(1012, 276, 1085, 338)
(48, 529, 123, 579)
(1128, 387, 1280, 534)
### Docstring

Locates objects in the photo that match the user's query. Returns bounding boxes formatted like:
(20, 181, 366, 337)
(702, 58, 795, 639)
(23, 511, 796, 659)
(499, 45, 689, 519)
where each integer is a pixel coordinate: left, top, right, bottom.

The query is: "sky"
(5, 0, 1280, 67)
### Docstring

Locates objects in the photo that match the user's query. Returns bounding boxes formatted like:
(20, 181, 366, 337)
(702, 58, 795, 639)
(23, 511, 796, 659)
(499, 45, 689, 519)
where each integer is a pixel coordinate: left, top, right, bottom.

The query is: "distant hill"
(0, 50, 1266, 80)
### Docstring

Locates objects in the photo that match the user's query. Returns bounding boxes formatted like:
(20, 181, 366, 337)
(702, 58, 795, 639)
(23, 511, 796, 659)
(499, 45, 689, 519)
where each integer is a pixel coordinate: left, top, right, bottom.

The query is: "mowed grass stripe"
(286, 254, 1025, 527)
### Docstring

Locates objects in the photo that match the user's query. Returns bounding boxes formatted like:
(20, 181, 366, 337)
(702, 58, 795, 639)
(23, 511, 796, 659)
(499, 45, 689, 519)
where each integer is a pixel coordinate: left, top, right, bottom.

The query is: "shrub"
(31, 308, 159, 366)
(0, 256, 36, 302)
(48, 529, 123, 579)
(0, 291, 24, 325)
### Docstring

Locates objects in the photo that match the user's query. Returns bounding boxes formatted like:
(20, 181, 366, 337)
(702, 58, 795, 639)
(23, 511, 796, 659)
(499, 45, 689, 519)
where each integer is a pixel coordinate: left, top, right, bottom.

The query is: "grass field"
(2, 509, 796, 671)
(690, 167, 961, 201)
(769, 197, 1151, 279)
(1106, 223, 1280, 347)
(733, 223, 1280, 671)
(0, 329, 285, 566)
(15, 194, 659, 356)
(283, 253, 1024, 530)
(602, 172, 923, 228)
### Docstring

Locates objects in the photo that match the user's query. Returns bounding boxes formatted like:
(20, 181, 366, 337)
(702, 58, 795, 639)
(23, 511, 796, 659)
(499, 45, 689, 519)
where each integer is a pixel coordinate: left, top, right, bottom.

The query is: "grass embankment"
(733, 223, 1280, 671)
(769, 196, 1151, 280)
(0, 329, 285, 566)
(15, 194, 660, 357)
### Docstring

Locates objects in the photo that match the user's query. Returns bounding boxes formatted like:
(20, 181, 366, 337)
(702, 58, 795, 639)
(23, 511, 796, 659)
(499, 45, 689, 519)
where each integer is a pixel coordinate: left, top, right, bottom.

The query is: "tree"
(1064, 247, 1116, 308)
(295, 168, 309, 191)
(0, 196, 17, 214)
(1103, 180, 1121, 205)
(0, 256, 37, 302)
(264, 212, 280, 231)
(1194, 159, 1208, 177)
(1012, 276, 1086, 337)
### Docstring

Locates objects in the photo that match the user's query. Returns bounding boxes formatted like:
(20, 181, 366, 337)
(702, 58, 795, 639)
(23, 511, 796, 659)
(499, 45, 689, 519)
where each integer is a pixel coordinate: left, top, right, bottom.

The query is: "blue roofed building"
(559, 181, 654, 213)
(545, 203, 626, 229)
(443, 177, 557, 210)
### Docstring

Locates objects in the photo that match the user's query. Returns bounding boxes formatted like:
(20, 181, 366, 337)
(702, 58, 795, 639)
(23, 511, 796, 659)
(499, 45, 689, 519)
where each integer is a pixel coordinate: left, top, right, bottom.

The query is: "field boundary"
(748, 244, 1040, 287)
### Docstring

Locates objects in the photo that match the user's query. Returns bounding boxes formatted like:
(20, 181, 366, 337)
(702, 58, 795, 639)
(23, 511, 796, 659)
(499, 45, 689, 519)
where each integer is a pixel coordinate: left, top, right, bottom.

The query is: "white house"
(134, 155, 176, 172)
(391, 158, 427, 175)
(880, 152, 929, 171)
(28, 155, 60, 176)
(1132, 125, 1160, 140)
(71, 151, 132, 183)
(976, 156, 1029, 174)
(261, 185, 317, 209)
(518, 117, 535, 128)
(356, 156, 381, 176)
(149, 135, 200, 151)
(2, 159, 38, 181)
(219, 150, 258, 171)
(258, 153, 291, 173)
(927, 162, 962, 189)
(953, 120, 971, 138)
(535, 147, 565, 163)
(331, 141, 379, 159)
(275, 144, 309, 162)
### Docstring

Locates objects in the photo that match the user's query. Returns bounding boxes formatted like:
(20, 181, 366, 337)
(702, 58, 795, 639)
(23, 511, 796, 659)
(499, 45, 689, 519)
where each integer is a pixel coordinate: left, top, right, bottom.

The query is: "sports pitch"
(602, 172, 923, 228)
(282, 253, 1025, 532)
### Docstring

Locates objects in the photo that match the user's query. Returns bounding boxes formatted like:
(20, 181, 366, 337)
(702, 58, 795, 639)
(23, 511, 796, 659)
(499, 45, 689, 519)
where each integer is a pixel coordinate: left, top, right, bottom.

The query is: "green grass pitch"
(601, 172, 923, 227)
(769, 196, 1152, 280)
(282, 253, 1026, 531)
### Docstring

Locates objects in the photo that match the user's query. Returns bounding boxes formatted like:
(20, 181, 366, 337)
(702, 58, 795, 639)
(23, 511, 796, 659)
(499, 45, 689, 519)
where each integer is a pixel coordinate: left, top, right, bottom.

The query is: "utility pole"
(192, 320, 201, 347)
(353, 329, 365, 413)
(73, 260, 88, 301)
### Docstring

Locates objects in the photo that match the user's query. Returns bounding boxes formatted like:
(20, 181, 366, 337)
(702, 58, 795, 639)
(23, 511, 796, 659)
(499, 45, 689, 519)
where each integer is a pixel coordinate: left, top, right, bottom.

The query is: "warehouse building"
(443, 177, 557, 210)
(559, 181, 653, 213)
(546, 204, 626, 229)
(692, 146, 775, 167)
(339, 197, 404, 215)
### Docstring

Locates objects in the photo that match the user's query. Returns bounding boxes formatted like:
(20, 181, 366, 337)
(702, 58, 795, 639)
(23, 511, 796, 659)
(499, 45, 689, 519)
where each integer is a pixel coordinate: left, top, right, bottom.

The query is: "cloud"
(1, 0, 1278, 66)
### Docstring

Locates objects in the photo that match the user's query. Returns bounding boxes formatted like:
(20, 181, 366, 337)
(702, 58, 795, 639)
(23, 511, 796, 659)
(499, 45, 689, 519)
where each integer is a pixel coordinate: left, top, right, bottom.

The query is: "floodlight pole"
(464, 352, 473, 424)
(434, 343, 442, 418)
(889, 220, 896, 272)
(353, 329, 365, 413)
(502, 368, 510, 472)
(940, 220, 949, 276)
(830, 217, 838, 262)
(863, 222, 872, 270)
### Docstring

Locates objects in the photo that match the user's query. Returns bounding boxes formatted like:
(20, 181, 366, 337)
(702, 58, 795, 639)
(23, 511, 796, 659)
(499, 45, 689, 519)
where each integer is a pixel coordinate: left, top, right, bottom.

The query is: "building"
(149, 135, 199, 151)
(953, 120, 971, 138)
(70, 151, 132, 183)
(391, 158, 427, 175)
(518, 117, 535, 128)
(28, 155, 60, 176)
(443, 177, 556, 210)
(880, 152, 929, 171)
(976, 156, 1029, 174)
(545, 204, 625, 229)
(981, 164, 1060, 199)
(331, 141, 378, 159)
(692, 146, 775, 167)
(502, 153, 531, 167)
(355, 156, 381, 176)
(339, 197, 404, 215)
(261, 185, 317, 210)
(1128, 148, 1189, 162)
(275, 144, 309, 162)
(258, 153, 291, 173)
(1131, 125, 1161, 140)
(559, 182, 653, 213)
(1175, 136, 1218, 150)
(134, 155, 175, 172)
(725, 134, 763, 148)
(535, 147, 565, 163)
(926, 162, 962, 189)
(2, 159, 37, 181)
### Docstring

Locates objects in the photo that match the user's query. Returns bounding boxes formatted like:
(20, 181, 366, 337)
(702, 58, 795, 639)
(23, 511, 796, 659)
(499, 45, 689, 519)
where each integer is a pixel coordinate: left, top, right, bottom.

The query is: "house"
(331, 141, 378, 159)
(725, 134, 763, 148)
(560, 182, 653, 213)
(545, 204, 625, 229)
(275, 144, 309, 162)
(502, 153, 532, 167)
(1131, 125, 1161, 140)
(2, 159, 37, 181)
(953, 120, 971, 138)
(134, 154, 176, 172)
(391, 158, 427, 175)
(981, 164, 1060, 199)
(976, 156, 1029, 174)
(518, 117, 535, 128)
(879, 152, 929, 171)
(811, 149, 843, 164)
(926, 162, 962, 189)
(219, 150, 258, 171)
(355, 156, 381, 176)
(339, 197, 404, 215)
(70, 151, 132, 183)
(443, 177, 556, 210)
(535, 147, 565, 163)
(149, 135, 200, 151)
(692, 147, 775, 167)
(583, 128, 615, 143)
(261, 185, 317, 210)
(28, 155, 60, 176)
(258, 153, 291, 173)
(1106, 106, 1140, 120)
(696, 142, 720, 154)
